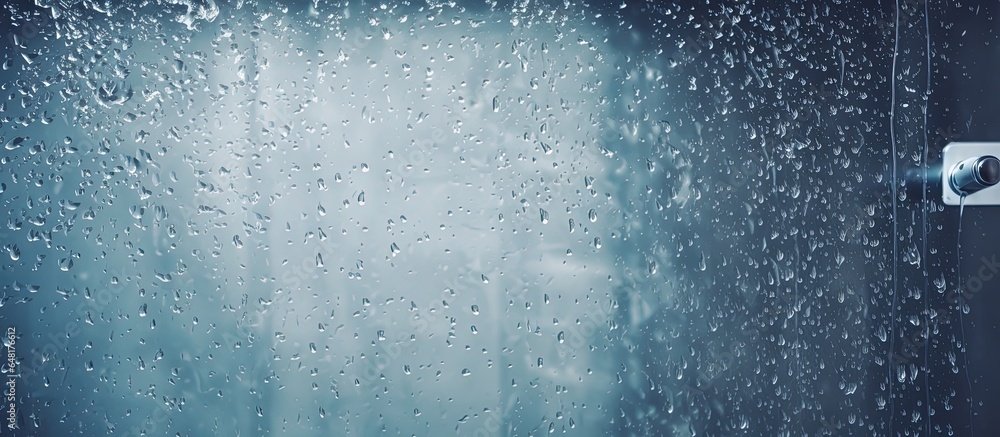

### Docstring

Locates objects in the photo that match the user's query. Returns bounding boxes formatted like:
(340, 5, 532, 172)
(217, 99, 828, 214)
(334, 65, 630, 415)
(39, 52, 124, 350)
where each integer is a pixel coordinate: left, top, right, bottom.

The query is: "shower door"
(1, 0, 997, 436)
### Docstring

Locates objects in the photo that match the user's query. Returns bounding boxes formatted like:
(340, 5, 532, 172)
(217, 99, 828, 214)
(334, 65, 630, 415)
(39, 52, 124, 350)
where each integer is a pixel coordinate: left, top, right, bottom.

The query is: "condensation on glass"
(0, 1, 989, 436)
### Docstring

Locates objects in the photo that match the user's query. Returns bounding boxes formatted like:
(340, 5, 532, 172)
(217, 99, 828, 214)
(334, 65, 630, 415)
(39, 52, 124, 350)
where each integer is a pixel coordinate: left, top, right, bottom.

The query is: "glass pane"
(1, 1, 996, 435)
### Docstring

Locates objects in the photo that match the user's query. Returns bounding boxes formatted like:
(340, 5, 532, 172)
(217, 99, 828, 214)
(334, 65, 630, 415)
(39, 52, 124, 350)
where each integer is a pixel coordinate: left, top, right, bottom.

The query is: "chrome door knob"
(950, 155, 1000, 195)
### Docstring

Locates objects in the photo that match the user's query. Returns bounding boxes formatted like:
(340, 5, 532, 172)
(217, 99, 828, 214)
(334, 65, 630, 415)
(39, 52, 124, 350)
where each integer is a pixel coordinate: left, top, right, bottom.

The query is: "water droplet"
(4, 137, 26, 150)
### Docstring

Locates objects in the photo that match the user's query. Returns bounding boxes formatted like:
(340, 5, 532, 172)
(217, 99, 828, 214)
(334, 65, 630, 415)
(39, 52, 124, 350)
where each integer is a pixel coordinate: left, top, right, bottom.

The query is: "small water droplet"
(5, 137, 26, 150)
